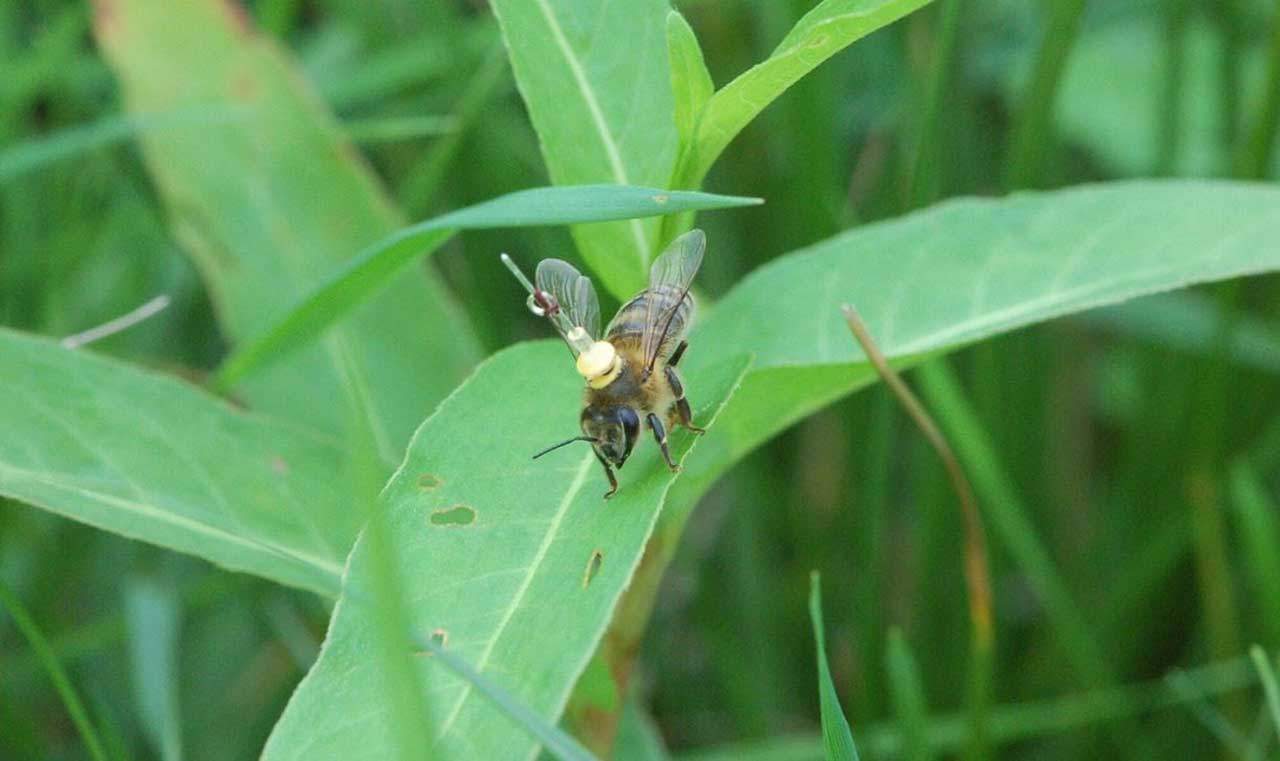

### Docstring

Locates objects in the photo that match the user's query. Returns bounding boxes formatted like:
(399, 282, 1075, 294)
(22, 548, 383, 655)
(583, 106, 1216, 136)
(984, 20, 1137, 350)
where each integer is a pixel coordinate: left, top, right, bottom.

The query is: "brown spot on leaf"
(430, 505, 475, 527)
(417, 473, 443, 491)
(582, 550, 603, 589)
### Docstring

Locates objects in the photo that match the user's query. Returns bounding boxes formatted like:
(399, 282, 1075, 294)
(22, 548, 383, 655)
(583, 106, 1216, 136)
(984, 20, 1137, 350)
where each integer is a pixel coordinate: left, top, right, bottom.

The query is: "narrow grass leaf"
(0, 577, 108, 761)
(0, 328, 352, 597)
(808, 573, 861, 761)
(215, 185, 760, 388)
(886, 629, 934, 761)
(1251, 646, 1280, 736)
(1227, 461, 1280, 647)
(677, 650, 1266, 761)
(124, 577, 183, 761)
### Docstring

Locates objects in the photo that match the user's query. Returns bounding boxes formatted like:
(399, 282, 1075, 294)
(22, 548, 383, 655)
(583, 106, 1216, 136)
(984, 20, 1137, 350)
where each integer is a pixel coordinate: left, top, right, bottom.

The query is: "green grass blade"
(214, 185, 760, 388)
(683, 0, 934, 188)
(886, 628, 934, 761)
(413, 629, 598, 761)
(677, 650, 1266, 760)
(1250, 646, 1280, 737)
(808, 572, 861, 761)
(1229, 462, 1280, 647)
(1004, 0, 1087, 189)
(0, 577, 109, 761)
(913, 360, 1108, 686)
(124, 577, 183, 761)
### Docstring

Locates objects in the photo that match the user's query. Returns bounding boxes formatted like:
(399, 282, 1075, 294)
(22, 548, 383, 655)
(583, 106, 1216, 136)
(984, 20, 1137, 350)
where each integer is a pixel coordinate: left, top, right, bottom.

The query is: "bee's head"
(581, 405, 640, 467)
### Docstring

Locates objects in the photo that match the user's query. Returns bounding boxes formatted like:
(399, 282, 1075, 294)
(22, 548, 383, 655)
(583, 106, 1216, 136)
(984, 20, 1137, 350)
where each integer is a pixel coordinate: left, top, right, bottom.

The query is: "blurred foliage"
(2, 0, 1280, 760)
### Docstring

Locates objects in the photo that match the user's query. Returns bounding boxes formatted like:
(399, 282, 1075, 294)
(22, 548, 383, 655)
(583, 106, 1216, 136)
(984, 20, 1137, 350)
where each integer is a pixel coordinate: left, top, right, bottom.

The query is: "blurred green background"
(3, 0, 1280, 759)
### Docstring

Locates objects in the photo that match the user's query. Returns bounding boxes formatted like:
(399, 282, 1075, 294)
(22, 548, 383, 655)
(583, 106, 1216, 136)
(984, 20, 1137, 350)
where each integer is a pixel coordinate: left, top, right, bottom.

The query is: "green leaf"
(489, 0, 680, 298)
(666, 10, 714, 150)
(0, 576, 108, 761)
(886, 629, 933, 761)
(675, 180, 1280, 502)
(681, 0, 934, 188)
(1251, 646, 1280, 737)
(216, 185, 761, 388)
(615, 698, 671, 761)
(263, 343, 752, 760)
(0, 328, 351, 597)
(94, 0, 480, 459)
(124, 577, 183, 761)
(808, 573, 860, 761)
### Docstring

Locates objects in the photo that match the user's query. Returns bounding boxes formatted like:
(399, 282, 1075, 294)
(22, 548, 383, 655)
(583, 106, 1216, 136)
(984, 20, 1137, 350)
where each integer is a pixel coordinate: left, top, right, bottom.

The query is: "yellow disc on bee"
(576, 341, 617, 381)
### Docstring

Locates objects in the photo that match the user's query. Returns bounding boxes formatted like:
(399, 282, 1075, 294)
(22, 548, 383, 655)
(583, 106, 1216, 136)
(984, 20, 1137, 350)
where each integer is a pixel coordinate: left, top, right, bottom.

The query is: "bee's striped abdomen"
(606, 285, 694, 361)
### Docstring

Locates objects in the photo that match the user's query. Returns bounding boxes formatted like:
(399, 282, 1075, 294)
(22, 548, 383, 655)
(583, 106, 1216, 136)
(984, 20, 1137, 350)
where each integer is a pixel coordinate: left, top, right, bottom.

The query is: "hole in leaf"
(417, 628, 448, 657)
(418, 473, 443, 490)
(582, 550, 604, 589)
(430, 505, 475, 526)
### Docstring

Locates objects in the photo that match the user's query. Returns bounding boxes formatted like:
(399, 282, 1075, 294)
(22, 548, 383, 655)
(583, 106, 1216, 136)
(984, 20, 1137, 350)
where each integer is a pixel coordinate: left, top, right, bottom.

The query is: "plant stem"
(1005, 0, 1087, 190)
(1236, 0, 1280, 178)
(0, 577, 109, 761)
(907, 0, 963, 209)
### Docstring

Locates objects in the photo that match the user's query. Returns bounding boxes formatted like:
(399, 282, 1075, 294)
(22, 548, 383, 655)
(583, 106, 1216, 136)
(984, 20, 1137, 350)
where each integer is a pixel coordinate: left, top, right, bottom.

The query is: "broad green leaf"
(592, 179, 1280, 738)
(680, 0, 934, 188)
(95, 0, 480, 460)
(808, 573, 861, 761)
(0, 328, 351, 597)
(676, 180, 1280, 500)
(216, 186, 761, 387)
(489, 0, 680, 298)
(264, 343, 751, 760)
(666, 10, 714, 149)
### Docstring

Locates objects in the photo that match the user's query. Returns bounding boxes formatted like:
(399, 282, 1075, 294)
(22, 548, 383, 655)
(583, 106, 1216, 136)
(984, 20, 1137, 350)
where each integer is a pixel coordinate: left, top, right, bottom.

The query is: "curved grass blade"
(124, 577, 183, 761)
(214, 185, 760, 389)
(808, 573, 861, 761)
(0, 577, 109, 761)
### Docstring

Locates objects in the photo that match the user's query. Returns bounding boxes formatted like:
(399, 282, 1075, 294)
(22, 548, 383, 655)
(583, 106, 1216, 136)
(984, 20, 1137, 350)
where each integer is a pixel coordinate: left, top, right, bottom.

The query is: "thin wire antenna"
(61, 295, 171, 349)
(531, 436, 597, 460)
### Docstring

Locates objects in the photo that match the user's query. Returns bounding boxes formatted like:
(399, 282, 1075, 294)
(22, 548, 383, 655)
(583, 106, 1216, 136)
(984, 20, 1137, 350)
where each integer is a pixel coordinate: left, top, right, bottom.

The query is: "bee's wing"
(535, 258, 601, 342)
(639, 229, 705, 372)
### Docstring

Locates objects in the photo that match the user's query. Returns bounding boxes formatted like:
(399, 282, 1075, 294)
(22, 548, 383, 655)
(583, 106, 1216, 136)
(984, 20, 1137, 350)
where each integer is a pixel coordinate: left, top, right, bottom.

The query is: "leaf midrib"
(530, 0, 650, 268)
(432, 452, 595, 742)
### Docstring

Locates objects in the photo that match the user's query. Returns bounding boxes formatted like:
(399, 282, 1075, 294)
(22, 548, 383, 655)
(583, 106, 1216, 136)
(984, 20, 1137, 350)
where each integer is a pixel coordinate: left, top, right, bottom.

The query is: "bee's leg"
(646, 412, 681, 472)
(665, 365, 707, 434)
(668, 340, 689, 367)
(593, 450, 619, 499)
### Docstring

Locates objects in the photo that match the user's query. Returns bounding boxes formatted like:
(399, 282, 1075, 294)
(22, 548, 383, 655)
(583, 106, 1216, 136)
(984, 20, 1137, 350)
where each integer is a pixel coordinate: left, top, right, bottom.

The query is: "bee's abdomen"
(606, 286, 693, 357)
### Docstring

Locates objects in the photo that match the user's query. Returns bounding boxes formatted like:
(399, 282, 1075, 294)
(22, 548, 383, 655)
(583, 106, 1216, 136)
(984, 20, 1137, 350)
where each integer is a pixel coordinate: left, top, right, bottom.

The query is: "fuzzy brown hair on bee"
(502, 230, 708, 499)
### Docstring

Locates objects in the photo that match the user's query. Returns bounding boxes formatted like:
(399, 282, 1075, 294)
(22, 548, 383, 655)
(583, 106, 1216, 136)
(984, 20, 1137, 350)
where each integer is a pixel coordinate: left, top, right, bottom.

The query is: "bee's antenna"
(531, 436, 598, 460)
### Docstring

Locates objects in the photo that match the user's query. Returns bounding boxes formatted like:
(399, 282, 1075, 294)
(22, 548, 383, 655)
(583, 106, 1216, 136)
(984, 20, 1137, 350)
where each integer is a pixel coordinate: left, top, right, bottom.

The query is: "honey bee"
(500, 230, 707, 499)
